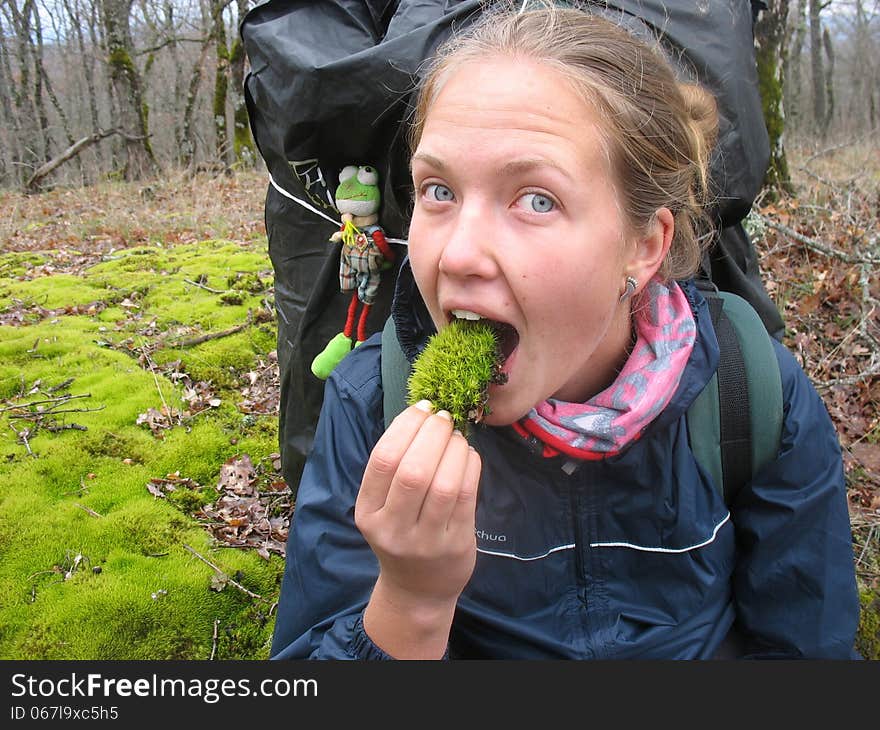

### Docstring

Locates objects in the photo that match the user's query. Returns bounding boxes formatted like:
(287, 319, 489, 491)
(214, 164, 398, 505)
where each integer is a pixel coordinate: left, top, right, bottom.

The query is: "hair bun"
(678, 83, 718, 150)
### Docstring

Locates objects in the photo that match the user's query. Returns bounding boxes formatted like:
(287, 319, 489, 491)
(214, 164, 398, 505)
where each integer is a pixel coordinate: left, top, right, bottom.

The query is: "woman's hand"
(355, 400, 482, 658)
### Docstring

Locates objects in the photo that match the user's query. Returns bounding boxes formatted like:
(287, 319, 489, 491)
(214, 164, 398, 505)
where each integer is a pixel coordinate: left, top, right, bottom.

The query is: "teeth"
(451, 309, 483, 321)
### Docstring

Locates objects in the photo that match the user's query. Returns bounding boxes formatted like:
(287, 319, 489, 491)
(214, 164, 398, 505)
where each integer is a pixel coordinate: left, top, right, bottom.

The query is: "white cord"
(267, 174, 409, 246)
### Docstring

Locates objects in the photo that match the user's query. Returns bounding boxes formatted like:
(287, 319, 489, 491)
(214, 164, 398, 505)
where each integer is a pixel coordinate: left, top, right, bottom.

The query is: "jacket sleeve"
(269, 338, 396, 659)
(730, 340, 860, 658)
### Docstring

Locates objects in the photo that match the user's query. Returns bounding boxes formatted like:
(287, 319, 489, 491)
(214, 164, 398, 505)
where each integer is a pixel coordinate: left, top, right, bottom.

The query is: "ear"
(625, 207, 673, 291)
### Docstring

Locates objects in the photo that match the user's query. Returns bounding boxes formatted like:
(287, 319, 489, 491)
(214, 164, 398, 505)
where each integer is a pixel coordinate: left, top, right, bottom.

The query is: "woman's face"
(409, 57, 643, 425)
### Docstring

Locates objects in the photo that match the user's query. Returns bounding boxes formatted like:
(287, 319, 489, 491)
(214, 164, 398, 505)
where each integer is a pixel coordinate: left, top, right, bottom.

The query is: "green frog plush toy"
(310, 164, 395, 379)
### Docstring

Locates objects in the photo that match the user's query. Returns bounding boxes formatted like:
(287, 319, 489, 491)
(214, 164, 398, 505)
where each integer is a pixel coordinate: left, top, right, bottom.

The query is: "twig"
(184, 278, 226, 294)
(0, 393, 92, 413)
(9, 423, 34, 456)
(74, 503, 102, 518)
(764, 219, 879, 265)
(210, 619, 220, 660)
(816, 363, 880, 389)
(142, 350, 171, 418)
(815, 305, 875, 372)
(26, 128, 129, 190)
(46, 378, 75, 394)
(171, 320, 251, 349)
(802, 131, 876, 165)
(9, 406, 105, 418)
(62, 477, 89, 497)
(857, 525, 877, 566)
(182, 543, 263, 601)
(44, 423, 88, 433)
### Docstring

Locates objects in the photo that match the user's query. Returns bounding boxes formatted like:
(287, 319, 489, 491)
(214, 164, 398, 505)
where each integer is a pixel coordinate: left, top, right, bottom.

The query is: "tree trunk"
(181, 39, 211, 168)
(5, 0, 42, 179)
(26, 2, 53, 164)
(31, 8, 79, 175)
(164, 2, 185, 161)
(786, 0, 807, 135)
(755, 0, 794, 198)
(212, 0, 231, 168)
(0, 24, 24, 187)
(808, 0, 826, 137)
(63, 0, 104, 170)
(99, 0, 158, 180)
(230, 0, 255, 166)
(822, 25, 834, 136)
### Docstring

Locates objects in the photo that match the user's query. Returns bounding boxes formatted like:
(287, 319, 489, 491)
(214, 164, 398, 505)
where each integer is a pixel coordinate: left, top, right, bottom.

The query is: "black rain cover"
(241, 0, 781, 495)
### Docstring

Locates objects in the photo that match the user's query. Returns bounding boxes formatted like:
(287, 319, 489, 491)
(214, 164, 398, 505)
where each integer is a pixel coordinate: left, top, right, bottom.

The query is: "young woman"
(269, 6, 860, 660)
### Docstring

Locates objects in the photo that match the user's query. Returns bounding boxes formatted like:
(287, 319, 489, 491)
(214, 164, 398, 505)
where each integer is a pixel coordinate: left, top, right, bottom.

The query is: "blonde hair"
(409, 4, 719, 280)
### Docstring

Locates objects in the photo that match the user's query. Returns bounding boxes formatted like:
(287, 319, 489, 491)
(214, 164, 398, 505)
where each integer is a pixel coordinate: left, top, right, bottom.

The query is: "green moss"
(407, 320, 503, 433)
(108, 48, 136, 78)
(856, 585, 880, 660)
(0, 252, 48, 277)
(0, 237, 283, 659)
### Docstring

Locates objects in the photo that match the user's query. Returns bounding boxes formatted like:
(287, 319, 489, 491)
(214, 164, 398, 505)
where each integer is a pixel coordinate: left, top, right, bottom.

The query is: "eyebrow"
(411, 152, 573, 181)
(410, 152, 446, 172)
(498, 157, 573, 181)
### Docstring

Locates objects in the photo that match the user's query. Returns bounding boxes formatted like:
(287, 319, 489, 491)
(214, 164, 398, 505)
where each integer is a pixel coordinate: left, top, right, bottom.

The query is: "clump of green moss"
(856, 585, 880, 660)
(406, 320, 504, 432)
(227, 272, 267, 294)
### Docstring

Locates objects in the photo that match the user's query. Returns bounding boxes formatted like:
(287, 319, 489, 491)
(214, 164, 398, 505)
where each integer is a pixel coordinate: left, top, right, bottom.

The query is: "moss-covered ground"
(0, 234, 283, 659)
(1, 166, 876, 660)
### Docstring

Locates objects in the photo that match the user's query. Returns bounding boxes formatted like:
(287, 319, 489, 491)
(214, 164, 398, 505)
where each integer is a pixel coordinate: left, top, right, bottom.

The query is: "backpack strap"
(687, 290, 784, 505)
(381, 315, 411, 430)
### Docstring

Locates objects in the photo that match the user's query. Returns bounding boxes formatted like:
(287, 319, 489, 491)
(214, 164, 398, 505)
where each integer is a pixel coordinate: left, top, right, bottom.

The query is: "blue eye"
(521, 193, 555, 213)
(425, 183, 454, 202)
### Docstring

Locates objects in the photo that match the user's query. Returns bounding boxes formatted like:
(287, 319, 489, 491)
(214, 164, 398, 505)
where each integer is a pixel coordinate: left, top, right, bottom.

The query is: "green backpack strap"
(687, 290, 784, 506)
(381, 315, 411, 430)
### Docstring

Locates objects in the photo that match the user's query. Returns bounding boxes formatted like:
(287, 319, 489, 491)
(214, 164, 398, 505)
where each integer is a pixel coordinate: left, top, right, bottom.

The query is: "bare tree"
(0, 16, 25, 186)
(229, 0, 254, 167)
(809, 0, 828, 136)
(211, 0, 230, 168)
(62, 0, 105, 169)
(821, 24, 835, 133)
(786, 0, 808, 134)
(756, 0, 795, 196)
(3, 0, 44, 175)
(99, 0, 158, 180)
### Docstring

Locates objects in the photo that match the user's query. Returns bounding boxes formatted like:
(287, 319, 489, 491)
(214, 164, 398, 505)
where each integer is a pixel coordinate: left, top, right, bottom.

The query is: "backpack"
(381, 287, 783, 506)
(241, 0, 779, 497)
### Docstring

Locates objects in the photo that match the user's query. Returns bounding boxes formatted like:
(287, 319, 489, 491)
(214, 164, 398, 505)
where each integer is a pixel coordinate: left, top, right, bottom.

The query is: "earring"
(619, 276, 638, 303)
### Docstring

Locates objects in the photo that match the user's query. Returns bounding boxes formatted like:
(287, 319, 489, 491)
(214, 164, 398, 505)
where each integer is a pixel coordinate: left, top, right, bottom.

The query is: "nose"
(438, 198, 499, 280)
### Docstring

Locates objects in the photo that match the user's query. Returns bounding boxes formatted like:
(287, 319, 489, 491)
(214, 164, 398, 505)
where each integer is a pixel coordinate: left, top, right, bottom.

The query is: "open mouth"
(450, 309, 519, 371)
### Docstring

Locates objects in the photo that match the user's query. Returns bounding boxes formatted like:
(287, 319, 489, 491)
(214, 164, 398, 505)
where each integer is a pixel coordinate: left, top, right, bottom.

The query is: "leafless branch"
(182, 543, 263, 601)
(210, 619, 220, 660)
(764, 219, 879, 265)
(184, 278, 226, 294)
(74, 503, 102, 518)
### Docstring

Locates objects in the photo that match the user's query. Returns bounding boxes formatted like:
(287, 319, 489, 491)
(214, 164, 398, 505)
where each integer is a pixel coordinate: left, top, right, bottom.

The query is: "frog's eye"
(339, 165, 358, 183)
(357, 166, 379, 186)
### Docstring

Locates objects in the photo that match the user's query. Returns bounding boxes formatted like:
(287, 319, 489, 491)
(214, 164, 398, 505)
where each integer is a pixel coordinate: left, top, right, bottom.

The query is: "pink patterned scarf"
(518, 278, 696, 460)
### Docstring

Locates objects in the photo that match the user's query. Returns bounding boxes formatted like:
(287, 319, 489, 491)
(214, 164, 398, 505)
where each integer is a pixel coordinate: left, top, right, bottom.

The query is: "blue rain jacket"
(270, 270, 860, 659)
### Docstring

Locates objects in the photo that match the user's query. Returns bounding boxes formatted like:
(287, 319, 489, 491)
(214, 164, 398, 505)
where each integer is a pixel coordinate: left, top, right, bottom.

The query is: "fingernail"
(413, 399, 433, 412)
(436, 409, 452, 421)
(453, 429, 464, 438)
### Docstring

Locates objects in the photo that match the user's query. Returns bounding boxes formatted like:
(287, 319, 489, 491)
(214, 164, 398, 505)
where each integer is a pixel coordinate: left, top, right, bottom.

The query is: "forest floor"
(0, 147, 878, 657)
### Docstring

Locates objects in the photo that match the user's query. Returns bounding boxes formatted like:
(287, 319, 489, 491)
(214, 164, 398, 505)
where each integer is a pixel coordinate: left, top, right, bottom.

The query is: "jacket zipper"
(567, 473, 594, 657)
